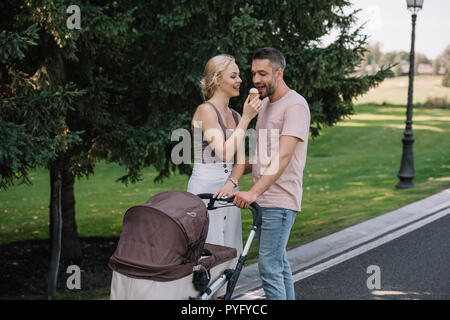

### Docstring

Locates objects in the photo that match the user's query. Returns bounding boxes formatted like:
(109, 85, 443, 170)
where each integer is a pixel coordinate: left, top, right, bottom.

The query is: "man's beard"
(260, 76, 277, 99)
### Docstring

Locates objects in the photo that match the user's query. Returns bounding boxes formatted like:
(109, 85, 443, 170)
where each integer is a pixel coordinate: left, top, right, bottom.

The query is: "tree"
(414, 53, 431, 75)
(439, 45, 450, 70)
(359, 42, 382, 75)
(1, 0, 392, 268)
(432, 56, 441, 75)
(434, 44, 450, 76)
(0, 19, 85, 298)
(1, 0, 154, 262)
(443, 62, 450, 88)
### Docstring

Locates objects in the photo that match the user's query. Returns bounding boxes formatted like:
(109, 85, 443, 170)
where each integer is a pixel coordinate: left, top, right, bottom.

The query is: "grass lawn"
(355, 75, 450, 106)
(1, 104, 449, 252)
(1, 101, 449, 299)
(288, 103, 449, 250)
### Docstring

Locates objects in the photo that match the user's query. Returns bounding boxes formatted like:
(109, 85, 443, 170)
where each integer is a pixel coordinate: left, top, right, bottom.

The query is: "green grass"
(355, 75, 450, 106)
(1, 104, 448, 251)
(0, 162, 190, 243)
(288, 103, 450, 251)
(1, 101, 449, 300)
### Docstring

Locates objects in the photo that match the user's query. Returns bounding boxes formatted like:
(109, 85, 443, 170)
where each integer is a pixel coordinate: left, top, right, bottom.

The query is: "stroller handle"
(197, 193, 262, 228)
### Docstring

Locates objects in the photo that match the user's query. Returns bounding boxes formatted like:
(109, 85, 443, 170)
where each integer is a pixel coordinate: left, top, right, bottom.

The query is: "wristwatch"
(228, 177, 238, 187)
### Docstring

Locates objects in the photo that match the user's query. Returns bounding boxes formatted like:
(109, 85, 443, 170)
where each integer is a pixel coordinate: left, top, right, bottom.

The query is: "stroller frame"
(194, 193, 262, 300)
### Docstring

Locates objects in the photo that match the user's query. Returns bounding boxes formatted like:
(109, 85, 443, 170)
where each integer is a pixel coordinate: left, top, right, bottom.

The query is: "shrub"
(423, 96, 448, 109)
(442, 71, 450, 87)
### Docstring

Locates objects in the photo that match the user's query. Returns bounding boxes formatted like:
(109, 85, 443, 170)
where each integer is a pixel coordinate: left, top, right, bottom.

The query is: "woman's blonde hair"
(200, 54, 235, 99)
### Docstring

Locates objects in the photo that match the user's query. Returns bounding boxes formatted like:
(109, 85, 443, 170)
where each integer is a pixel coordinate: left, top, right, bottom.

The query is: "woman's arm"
(193, 96, 261, 163)
(228, 113, 250, 182)
(213, 162, 245, 199)
(211, 111, 254, 199)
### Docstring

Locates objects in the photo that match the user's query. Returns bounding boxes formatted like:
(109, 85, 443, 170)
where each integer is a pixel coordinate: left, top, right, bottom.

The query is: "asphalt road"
(294, 213, 450, 300)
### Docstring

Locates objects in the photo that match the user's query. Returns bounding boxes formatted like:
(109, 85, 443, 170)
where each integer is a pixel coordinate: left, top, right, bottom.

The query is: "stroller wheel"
(193, 268, 211, 293)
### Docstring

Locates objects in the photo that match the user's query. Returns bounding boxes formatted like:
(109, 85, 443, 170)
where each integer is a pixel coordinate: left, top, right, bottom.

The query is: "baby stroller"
(108, 190, 261, 300)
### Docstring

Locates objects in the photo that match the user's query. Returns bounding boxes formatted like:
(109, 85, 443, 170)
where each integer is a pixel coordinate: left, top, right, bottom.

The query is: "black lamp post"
(396, 0, 424, 189)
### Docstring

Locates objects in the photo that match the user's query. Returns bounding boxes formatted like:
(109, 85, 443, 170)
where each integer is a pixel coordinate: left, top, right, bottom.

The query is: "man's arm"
(233, 135, 301, 208)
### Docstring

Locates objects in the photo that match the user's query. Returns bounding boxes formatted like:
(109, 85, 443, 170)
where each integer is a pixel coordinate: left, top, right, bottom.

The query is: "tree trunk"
(60, 157, 82, 260)
(49, 155, 82, 261)
(48, 157, 63, 299)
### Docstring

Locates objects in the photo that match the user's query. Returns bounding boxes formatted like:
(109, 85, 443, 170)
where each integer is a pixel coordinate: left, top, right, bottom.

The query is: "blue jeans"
(252, 207, 297, 300)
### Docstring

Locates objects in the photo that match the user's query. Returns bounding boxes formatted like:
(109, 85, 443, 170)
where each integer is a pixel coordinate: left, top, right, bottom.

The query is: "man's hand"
(232, 190, 258, 209)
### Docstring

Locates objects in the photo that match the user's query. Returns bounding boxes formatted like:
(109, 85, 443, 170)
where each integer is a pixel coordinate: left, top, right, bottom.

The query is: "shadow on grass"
(357, 102, 450, 110)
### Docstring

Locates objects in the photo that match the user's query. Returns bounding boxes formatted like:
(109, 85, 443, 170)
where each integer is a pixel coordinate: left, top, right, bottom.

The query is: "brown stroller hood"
(109, 191, 209, 281)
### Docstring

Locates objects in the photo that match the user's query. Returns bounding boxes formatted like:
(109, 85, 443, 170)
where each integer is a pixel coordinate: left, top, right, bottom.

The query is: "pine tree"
(1, 0, 392, 265)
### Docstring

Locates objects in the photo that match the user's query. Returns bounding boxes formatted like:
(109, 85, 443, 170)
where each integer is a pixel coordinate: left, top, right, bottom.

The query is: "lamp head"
(406, 0, 424, 13)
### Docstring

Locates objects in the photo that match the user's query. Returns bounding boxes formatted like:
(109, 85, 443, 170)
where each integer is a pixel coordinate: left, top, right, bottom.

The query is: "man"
(232, 47, 310, 300)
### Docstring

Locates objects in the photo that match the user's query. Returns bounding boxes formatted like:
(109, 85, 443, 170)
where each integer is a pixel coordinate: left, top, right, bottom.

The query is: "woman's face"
(216, 62, 242, 98)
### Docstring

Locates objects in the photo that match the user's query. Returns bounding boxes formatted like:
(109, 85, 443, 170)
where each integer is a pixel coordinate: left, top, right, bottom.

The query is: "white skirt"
(187, 162, 243, 260)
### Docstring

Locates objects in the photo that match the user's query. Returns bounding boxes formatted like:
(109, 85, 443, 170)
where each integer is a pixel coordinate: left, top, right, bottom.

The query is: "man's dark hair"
(252, 47, 286, 72)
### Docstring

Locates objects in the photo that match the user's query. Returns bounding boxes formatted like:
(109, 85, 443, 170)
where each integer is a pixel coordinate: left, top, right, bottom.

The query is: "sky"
(323, 0, 450, 59)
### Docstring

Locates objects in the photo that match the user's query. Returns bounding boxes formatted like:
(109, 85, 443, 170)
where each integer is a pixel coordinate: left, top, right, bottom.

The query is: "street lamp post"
(396, 0, 424, 189)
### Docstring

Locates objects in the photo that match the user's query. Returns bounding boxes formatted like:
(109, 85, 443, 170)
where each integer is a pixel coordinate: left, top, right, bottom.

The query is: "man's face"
(251, 59, 278, 99)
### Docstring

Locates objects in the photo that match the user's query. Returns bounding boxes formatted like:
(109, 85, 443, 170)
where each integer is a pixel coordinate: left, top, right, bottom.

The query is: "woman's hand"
(242, 95, 263, 121)
(213, 180, 236, 199)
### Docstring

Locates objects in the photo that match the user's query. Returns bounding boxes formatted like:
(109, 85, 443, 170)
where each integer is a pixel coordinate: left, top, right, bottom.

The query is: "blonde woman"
(187, 54, 262, 265)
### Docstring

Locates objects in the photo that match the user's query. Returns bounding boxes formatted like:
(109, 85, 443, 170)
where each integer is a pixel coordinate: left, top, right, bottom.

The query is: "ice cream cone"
(249, 88, 259, 101)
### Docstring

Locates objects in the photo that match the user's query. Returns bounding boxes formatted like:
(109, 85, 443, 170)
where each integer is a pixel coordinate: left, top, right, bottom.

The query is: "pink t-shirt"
(252, 90, 310, 211)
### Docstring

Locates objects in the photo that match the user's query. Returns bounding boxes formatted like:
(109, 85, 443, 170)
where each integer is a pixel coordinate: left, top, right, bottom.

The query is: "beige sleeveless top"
(192, 101, 240, 163)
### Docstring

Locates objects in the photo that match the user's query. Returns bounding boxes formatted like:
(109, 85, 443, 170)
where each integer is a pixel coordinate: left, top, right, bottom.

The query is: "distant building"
(364, 64, 380, 73)
(399, 62, 435, 75)
(417, 63, 433, 74)
(401, 61, 409, 74)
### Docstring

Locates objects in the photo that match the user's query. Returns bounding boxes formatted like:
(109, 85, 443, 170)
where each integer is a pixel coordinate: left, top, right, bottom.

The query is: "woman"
(187, 54, 262, 264)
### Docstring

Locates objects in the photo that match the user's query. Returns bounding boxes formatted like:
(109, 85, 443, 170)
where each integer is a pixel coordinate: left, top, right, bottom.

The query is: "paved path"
(294, 213, 450, 299)
(233, 188, 450, 300)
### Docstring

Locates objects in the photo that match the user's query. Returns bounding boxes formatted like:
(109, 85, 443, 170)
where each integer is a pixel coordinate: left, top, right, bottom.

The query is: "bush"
(442, 71, 450, 87)
(423, 96, 448, 109)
